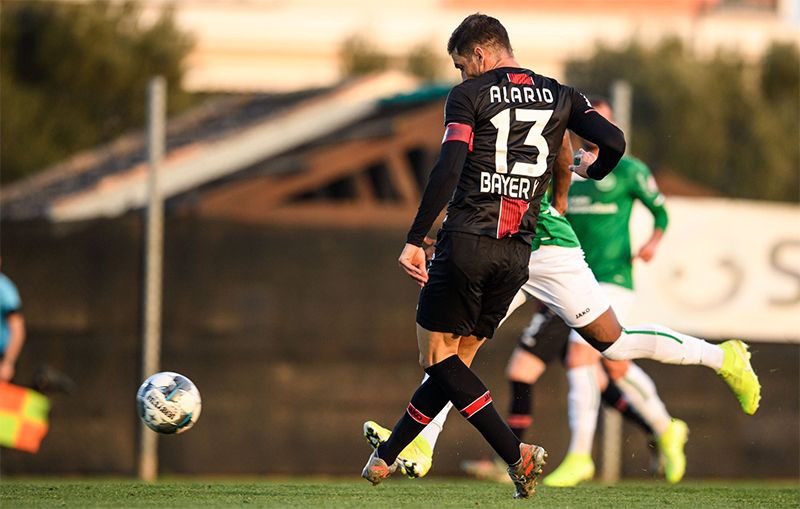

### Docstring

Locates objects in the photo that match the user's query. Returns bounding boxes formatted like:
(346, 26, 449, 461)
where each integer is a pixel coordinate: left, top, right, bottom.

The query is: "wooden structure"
(1, 72, 450, 228)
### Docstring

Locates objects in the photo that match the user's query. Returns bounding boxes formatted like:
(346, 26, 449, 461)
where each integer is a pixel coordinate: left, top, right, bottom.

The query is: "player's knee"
(457, 338, 483, 367)
(507, 369, 540, 385)
(505, 361, 524, 381)
(603, 359, 629, 380)
(505, 348, 544, 383)
(419, 350, 456, 369)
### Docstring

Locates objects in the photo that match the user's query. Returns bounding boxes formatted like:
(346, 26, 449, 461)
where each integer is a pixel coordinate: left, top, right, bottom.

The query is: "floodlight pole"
(138, 76, 166, 482)
(599, 80, 633, 485)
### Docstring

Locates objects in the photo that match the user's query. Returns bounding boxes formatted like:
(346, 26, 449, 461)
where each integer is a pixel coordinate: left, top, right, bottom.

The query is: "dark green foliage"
(339, 35, 390, 77)
(406, 43, 442, 82)
(0, 0, 194, 183)
(759, 42, 800, 201)
(565, 39, 799, 202)
(340, 36, 442, 82)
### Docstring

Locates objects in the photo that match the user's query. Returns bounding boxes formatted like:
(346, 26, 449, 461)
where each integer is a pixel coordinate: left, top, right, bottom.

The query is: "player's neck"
(490, 54, 521, 70)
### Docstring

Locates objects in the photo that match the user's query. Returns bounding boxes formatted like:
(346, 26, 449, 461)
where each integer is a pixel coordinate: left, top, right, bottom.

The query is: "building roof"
(1, 72, 425, 222)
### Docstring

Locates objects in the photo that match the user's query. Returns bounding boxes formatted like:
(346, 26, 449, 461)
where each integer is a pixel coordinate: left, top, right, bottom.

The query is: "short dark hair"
(447, 13, 512, 57)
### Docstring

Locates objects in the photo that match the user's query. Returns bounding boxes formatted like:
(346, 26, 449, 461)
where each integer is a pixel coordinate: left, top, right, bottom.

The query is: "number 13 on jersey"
(490, 108, 554, 177)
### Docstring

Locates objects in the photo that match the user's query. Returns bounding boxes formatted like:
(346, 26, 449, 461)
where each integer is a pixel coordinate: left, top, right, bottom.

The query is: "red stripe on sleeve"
(459, 391, 492, 419)
(442, 123, 473, 151)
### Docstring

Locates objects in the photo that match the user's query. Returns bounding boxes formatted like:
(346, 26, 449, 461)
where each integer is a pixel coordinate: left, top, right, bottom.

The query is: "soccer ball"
(136, 371, 202, 434)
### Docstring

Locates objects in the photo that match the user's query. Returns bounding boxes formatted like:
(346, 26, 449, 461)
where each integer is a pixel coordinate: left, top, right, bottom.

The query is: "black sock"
(507, 381, 533, 441)
(376, 377, 450, 465)
(425, 355, 521, 465)
(601, 380, 654, 436)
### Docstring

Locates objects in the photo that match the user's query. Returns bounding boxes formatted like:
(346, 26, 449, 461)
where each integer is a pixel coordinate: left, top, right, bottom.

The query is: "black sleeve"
(406, 141, 469, 246)
(405, 85, 475, 246)
(444, 83, 476, 127)
(566, 89, 626, 180)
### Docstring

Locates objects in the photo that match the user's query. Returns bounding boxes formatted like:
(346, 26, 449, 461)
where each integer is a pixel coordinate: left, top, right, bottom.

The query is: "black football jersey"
(439, 67, 595, 245)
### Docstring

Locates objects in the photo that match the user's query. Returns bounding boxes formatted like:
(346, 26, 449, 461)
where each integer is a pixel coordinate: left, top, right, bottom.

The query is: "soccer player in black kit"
(361, 14, 625, 498)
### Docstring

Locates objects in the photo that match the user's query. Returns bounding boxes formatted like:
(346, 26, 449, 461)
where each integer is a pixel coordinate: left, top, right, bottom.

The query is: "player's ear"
(473, 46, 486, 71)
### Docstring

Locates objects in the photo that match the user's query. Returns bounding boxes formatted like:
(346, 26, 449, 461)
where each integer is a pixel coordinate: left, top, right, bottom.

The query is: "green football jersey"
(531, 199, 581, 252)
(566, 156, 668, 289)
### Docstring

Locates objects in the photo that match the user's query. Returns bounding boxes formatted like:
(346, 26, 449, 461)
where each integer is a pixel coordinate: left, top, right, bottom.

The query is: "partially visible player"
(0, 260, 26, 383)
(362, 13, 627, 499)
(0, 259, 73, 394)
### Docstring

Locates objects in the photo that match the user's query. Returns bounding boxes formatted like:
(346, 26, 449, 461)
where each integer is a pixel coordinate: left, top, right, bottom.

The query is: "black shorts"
(416, 231, 530, 339)
(516, 306, 571, 363)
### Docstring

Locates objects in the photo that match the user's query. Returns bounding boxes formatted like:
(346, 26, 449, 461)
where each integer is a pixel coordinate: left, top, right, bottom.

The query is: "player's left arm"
(565, 89, 625, 180)
(630, 160, 669, 262)
(550, 131, 573, 215)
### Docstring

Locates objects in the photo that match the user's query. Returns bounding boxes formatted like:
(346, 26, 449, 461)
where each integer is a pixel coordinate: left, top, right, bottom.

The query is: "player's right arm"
(565, 90, 625, 180)
(401, 85, 473, 285)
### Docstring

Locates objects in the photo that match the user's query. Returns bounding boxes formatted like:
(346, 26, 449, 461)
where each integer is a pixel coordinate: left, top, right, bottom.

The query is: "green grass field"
(1, 479, 798, 508)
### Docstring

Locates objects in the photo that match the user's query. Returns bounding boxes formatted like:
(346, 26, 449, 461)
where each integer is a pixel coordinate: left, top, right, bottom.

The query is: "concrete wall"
(1, 217, 797, 478)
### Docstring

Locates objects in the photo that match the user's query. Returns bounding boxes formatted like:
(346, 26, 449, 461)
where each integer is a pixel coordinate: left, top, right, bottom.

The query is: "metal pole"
(138, 76, 166, 482)
(611, 80, 632, 155)
(600, 80, 633, 484)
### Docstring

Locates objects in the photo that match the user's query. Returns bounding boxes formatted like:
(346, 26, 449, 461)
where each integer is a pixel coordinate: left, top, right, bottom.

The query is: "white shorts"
(502, 245, 610, 329)
(568, 283, 635, 344)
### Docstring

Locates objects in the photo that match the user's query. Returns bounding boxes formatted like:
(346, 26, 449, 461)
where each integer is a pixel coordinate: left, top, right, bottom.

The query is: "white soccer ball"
(136, 371, 202, 434)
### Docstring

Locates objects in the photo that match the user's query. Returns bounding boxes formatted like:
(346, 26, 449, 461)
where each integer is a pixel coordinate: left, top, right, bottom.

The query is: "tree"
(760, 42, 800, 200)
(339, 35, 390, 77)
(406, 43, 442, 82)
(565, 38, 799, 202)
(0, 0, 194, 184)
(339, 36, 443, 82)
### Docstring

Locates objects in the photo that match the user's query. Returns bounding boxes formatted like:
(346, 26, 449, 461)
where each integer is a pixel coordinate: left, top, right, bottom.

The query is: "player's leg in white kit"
(522, 246, 759, 484)
(530, 246, 759, 416)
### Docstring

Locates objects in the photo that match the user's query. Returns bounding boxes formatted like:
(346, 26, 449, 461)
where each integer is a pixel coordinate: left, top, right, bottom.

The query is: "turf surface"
(1, 479, 798, 508)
